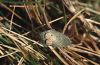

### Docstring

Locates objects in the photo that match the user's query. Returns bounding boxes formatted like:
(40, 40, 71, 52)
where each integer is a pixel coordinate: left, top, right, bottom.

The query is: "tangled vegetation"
(0, 0, 100, 65)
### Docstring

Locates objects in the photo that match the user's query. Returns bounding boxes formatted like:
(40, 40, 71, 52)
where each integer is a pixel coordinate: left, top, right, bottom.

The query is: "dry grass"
(0, 0, 100, 65)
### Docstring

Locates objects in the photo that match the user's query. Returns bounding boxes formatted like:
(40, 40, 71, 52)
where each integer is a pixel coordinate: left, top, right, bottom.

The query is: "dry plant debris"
(0, 0, 100, 65)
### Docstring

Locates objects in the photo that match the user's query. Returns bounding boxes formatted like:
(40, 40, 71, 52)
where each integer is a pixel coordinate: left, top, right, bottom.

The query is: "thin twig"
(9, 5, 15, 30)
(49, 46, 68, 65)
(0, 51, 19, 58)
(63, 8, 85, 34)
(1, 27, 44, 47)
(18, 57, 24, 65)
